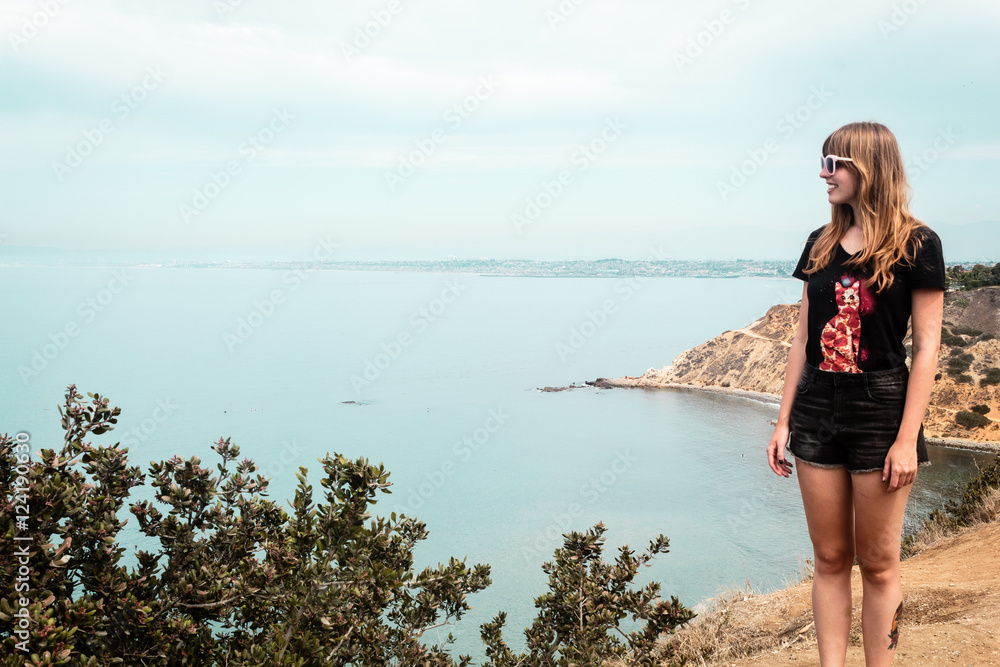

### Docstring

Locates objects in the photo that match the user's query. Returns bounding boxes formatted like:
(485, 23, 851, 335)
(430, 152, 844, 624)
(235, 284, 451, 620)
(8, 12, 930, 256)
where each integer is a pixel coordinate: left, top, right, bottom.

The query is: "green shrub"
(480, 524, 695, 666)
(941, 334, 969, 348)
(971, 405, 992, 415)
(0, 386, 693, 666)
(955, 411, 990, 428)
(947, 353, 974, 375)
(982, 368, 1000, 386)
(943, 455, 1000, 528)
(0, 386, 492, 666)
(952, 326, 984, 337)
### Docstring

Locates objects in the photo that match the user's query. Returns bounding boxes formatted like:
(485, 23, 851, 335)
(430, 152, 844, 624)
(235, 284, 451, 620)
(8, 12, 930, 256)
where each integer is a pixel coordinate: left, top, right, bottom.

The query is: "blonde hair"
(799, 121, 932, 293)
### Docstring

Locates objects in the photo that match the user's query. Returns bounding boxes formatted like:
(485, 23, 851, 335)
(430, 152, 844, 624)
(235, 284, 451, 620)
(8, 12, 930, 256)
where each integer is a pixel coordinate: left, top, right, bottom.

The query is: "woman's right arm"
(767, 282, 810, 476)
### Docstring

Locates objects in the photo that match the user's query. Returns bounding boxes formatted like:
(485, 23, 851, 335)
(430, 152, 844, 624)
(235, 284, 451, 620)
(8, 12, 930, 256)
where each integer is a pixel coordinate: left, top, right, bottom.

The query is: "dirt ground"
(724, 521, 1000, 666)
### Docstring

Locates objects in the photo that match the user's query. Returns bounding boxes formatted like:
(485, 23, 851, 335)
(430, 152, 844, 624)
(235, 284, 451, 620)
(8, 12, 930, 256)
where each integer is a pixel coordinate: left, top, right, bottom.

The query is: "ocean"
(1, 267, 992, 658)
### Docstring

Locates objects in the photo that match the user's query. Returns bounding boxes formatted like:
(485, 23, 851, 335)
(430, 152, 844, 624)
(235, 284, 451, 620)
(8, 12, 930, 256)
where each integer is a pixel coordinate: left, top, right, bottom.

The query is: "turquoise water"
(1, 267, 992, 657)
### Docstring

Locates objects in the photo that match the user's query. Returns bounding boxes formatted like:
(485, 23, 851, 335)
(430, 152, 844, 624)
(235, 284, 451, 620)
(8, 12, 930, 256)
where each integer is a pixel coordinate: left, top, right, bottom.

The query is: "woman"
(767, 121, 946, 667)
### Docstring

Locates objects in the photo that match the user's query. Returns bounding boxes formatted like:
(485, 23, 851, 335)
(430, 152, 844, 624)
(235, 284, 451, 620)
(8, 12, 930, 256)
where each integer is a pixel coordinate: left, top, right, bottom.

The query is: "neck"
(848, 203, 861, 226)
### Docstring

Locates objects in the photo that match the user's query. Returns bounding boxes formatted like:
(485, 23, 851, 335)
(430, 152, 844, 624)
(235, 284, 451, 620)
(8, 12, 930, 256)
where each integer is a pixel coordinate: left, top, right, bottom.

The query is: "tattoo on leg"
(887, 601, 902, 650)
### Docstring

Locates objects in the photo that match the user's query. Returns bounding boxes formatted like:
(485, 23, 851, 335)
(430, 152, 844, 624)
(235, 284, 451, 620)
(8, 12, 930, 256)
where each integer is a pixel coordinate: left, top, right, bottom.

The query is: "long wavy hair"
(799, 121, 932, 294)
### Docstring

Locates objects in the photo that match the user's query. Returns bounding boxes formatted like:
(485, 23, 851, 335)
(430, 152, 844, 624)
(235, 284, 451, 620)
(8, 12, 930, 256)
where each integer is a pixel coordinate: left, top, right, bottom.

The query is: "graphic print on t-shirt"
(793, 224, 945, 372)
(819, 272, 873, 373)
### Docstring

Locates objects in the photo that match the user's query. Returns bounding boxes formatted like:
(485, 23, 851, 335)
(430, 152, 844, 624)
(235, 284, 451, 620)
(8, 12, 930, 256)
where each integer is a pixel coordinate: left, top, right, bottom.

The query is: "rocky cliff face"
(604, 287, 1000, 443)
(945, 284, 1000, 335)
(622, 303, 799, 394)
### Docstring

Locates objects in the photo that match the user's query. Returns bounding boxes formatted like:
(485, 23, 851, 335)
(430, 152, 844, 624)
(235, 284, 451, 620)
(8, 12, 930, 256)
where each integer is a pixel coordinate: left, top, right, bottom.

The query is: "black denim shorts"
(787, 361, 930, 474)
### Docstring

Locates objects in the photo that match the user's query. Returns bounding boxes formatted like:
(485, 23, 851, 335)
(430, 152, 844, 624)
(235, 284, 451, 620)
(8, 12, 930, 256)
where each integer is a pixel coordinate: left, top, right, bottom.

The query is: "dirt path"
(730, 522, 1000, 666)
(732, 326, 792, 347)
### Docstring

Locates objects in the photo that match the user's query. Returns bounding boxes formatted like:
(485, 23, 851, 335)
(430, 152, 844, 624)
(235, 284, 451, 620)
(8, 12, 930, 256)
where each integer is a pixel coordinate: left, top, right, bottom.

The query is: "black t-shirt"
(792, 224, 946, 373)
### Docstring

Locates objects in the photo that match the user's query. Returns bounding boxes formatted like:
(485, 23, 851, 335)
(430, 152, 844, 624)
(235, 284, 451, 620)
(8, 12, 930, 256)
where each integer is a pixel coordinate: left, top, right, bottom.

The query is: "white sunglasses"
(822, 154, 853, 174)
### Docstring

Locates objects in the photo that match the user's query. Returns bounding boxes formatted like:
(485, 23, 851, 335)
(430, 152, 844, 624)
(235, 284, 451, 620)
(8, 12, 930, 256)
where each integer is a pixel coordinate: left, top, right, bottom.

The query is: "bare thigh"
(852, 472, 911, 572)
(797, 462, 855, 565)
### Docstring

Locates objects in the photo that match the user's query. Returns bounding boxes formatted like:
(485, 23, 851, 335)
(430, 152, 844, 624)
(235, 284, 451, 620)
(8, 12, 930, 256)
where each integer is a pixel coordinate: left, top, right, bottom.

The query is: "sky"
(1, 0, 998, 260)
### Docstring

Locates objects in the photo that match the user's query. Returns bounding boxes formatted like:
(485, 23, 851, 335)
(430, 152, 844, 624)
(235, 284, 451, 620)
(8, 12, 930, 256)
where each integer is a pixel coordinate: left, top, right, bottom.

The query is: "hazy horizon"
(3, 219, 998, 264)
(1, 0, 998, 259)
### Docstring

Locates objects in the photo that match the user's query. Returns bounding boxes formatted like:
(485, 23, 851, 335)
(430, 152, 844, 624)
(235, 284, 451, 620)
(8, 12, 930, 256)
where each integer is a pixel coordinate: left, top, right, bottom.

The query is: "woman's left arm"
(885, 287, 945, 492)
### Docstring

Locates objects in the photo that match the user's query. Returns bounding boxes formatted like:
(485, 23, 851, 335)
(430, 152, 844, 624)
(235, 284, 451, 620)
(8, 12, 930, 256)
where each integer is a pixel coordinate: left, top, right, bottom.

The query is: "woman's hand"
(767, 424, 793, 478)
(883, 440, 918, 492)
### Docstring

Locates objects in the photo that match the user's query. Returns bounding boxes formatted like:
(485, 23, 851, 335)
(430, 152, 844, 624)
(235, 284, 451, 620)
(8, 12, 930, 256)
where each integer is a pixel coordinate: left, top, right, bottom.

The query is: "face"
(820, 156, 858, 207)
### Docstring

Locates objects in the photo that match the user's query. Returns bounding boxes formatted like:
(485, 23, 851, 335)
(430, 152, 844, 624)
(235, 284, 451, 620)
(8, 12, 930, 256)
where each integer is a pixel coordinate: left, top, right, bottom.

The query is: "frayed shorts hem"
(792, 456, 933, 474)
(792, 458, 845, 470)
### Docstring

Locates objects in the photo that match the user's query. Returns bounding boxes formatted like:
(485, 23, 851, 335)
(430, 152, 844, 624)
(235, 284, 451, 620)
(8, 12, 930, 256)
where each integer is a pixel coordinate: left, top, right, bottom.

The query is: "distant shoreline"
(0, 261, 794, 280)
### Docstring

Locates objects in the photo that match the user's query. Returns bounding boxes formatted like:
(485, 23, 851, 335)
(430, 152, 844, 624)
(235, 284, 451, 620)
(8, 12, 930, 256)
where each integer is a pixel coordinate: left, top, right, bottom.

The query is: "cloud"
(1, 0, 998, 254)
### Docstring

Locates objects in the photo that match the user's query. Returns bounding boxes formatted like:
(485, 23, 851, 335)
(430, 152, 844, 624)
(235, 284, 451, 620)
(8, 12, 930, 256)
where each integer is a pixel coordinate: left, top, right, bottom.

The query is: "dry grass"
(646, 562, 816, 666)
(902, 485, 1000, 557)
(971, 485, 1000, 522)
(900, 512, 957, 556)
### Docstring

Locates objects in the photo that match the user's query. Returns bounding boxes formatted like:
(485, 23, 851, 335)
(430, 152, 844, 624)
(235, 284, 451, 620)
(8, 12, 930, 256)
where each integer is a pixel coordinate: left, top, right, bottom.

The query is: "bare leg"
(796, 461, 855, 666)
(852, 471, 912, 666)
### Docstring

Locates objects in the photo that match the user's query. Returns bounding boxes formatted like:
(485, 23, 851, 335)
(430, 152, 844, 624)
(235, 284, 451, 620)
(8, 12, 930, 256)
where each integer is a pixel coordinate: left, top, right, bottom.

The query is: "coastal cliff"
(596, 286, 1000, 447)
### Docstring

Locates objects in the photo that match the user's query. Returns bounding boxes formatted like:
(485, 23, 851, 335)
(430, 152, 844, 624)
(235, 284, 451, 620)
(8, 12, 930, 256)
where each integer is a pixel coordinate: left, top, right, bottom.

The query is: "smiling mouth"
(827, 185, 837, 193)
